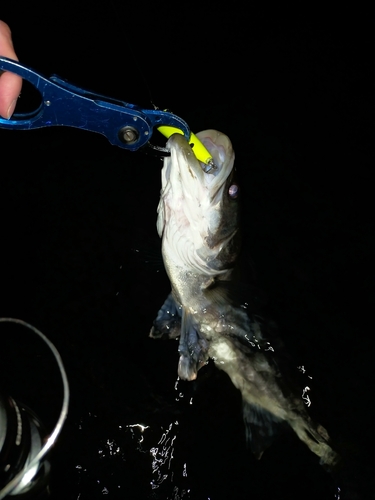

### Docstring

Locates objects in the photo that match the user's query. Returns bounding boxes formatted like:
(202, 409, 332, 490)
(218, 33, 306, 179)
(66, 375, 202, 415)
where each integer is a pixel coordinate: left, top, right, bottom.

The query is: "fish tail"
(287, 413, 341, 470)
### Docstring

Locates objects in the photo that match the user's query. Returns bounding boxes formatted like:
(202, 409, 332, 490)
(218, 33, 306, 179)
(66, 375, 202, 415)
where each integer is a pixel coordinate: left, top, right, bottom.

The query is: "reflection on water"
(66, 352, 371, 500)
(73, 380, 195, 499)
(150, 421, 179, 489)
(73, 419, 190, 499)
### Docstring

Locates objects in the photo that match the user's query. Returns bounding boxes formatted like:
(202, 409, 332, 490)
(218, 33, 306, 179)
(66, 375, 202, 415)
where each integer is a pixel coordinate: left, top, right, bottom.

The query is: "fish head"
(157, 129, 241, 285)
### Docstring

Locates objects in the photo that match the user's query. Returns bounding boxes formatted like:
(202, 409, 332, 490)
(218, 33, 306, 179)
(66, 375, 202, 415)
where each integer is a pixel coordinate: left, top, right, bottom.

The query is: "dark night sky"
(0, 3, 373, 500)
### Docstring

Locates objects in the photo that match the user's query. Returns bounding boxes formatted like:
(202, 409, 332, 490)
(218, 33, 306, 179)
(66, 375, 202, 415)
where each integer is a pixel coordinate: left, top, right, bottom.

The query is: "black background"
(0, 3, 373, 499)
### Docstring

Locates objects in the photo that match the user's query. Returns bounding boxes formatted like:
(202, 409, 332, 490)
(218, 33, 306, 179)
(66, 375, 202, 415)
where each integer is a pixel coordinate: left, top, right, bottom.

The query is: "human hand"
(0, 20, 22, 119)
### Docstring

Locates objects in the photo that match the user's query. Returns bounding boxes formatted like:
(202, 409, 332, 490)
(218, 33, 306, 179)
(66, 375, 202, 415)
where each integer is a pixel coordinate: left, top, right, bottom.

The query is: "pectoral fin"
(177, 309, 209, 381)
(150, 293, 182, 339)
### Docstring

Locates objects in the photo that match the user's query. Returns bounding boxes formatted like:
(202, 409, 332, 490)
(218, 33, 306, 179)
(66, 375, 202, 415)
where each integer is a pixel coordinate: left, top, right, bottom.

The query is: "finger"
(0, 71, 22, 118)
(0, 20, 22, 118)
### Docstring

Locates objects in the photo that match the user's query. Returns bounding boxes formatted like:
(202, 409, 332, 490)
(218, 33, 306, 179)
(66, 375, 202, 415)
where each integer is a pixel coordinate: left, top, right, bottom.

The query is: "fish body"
(151, 130, 340, 469)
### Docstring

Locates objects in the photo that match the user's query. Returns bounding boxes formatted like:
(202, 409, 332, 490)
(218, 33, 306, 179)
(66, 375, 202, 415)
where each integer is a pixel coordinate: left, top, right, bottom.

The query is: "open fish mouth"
(163, 129, 234, 193)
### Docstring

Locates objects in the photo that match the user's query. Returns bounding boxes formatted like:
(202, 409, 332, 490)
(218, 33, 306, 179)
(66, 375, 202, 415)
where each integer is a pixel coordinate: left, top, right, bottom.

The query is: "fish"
(150, 129, 341, 470)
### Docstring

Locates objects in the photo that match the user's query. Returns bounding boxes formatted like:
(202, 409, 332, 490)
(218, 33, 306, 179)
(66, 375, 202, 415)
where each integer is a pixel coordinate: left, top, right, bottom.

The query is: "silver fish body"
(151, 130, 340, 469)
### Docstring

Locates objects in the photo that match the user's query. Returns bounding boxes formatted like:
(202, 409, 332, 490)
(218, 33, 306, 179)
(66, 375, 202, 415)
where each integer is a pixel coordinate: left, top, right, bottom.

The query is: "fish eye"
(228, 184, 239, 199)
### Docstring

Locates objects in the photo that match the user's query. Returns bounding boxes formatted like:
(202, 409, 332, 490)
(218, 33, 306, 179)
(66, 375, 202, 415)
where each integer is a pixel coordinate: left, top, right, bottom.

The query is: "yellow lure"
(157, 126, 214, 167)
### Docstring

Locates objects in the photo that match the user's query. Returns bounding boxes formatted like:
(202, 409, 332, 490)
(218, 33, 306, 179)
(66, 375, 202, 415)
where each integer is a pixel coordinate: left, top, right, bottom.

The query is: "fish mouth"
(165, 129, 234, 205)
(157, 129, 235, 245)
